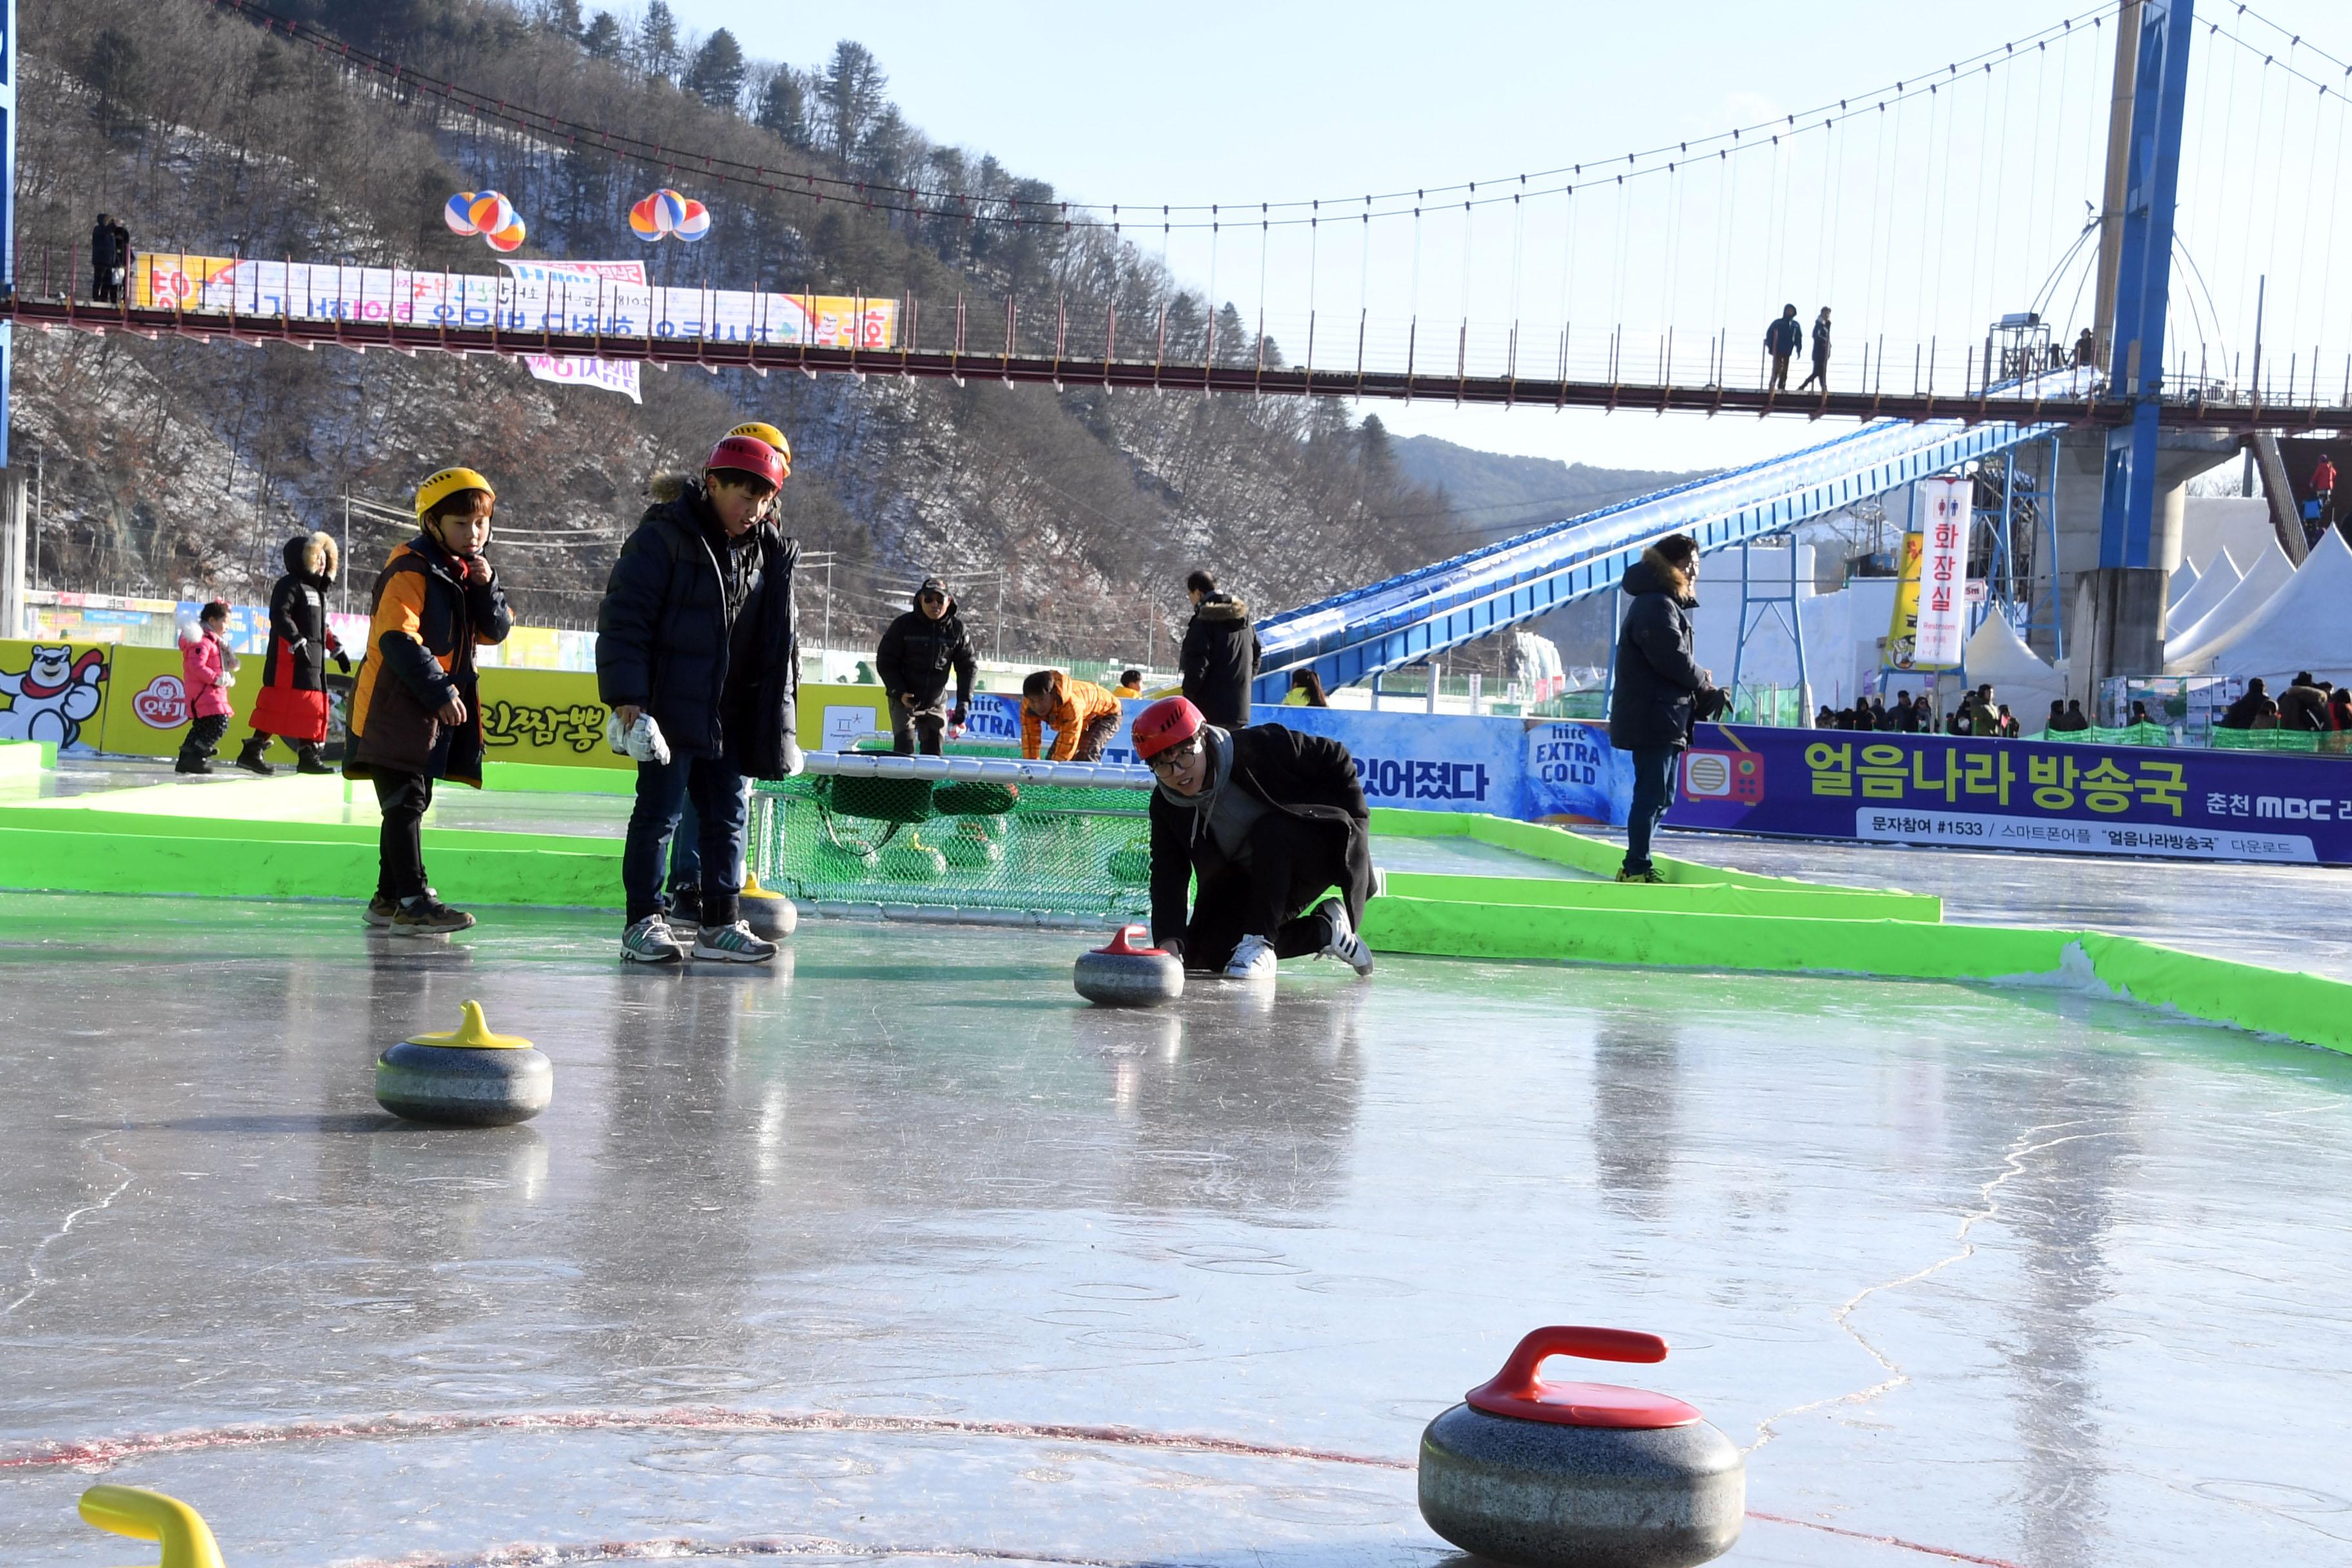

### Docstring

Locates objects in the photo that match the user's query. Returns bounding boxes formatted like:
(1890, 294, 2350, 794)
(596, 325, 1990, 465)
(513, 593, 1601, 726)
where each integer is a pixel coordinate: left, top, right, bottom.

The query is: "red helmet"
(704, 435, 787, 491)
(1131, 696, 1204, 760)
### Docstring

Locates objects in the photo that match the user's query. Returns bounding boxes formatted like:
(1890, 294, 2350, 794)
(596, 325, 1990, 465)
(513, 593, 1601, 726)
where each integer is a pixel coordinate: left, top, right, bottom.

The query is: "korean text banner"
(133, 255, 898, 351)
(1914, 477, 1969, 667)
(1667, 722, 2352, 865)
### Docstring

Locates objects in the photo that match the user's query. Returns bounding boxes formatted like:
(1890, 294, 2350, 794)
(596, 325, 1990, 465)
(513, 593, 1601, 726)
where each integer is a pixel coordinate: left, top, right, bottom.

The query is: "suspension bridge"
(1, 0, 2342, 701)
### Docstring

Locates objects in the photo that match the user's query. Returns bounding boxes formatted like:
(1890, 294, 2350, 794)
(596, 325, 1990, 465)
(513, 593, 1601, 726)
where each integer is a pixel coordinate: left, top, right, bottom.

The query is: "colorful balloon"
(628, 194, 665, 240)
(484, 218, 527, 253)
(445, 191, 481, 236)
(466, 191, 516, 237)
(672, 200, 711, 242)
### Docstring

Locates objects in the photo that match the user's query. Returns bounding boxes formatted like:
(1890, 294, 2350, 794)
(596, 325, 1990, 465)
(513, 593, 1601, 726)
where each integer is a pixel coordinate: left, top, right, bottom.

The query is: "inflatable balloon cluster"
(630, 188, 711, 242)
(444, 191, 527, 253)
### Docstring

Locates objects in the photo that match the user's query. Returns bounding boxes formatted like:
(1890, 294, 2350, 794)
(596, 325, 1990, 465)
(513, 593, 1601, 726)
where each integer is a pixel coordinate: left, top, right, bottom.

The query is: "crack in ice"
(1, 1130, 133, 1320)
(1745, 1117, 2124, 1456)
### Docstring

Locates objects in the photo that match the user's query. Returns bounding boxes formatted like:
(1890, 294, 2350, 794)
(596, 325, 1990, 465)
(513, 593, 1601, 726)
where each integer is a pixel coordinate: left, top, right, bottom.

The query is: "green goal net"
(751, 753, 1157, 925)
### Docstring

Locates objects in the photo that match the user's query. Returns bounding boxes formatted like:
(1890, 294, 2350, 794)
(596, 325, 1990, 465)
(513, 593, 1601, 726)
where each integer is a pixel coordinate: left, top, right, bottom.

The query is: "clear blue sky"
(657, 1, 2347, 472)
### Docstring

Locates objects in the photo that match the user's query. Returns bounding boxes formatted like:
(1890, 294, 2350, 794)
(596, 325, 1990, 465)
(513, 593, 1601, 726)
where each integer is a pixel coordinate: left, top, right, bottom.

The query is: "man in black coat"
(1133, 696, 1375, 981)
(1608, 533, 1722, 884)
(598, 435, 799, 965)
(1178, 569, 1262, 727)
(90, 214, 122, 304)
(1763, 304, 1801, 391)
(874, 575, 976, 756)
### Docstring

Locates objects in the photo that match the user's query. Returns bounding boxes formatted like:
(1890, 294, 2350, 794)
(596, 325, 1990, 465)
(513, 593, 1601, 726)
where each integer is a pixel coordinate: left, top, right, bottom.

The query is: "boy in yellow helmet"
(346, 467, 513, 934)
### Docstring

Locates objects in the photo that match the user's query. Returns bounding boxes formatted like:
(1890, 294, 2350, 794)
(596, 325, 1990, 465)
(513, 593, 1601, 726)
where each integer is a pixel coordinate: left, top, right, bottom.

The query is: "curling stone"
(1417, 1326, 1743, 1568)
(740, 872, 799, 939)
(375, 1001, 552, 1127)
(1073, 923, 1184, 1007)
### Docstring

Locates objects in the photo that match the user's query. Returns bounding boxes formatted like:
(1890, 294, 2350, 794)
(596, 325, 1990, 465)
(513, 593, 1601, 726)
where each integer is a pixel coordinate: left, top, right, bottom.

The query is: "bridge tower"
(2077, 0, 2197, 699)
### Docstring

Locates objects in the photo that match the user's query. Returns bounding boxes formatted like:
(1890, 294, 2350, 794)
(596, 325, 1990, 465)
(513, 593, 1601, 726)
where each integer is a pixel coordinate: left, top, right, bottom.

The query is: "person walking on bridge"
(1764, 305, 1802, 392)
(1796, 307, 1832, 392)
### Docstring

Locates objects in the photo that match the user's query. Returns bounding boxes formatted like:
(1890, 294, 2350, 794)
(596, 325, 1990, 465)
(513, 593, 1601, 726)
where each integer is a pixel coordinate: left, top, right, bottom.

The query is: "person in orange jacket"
(1020, 669, 1122, 761)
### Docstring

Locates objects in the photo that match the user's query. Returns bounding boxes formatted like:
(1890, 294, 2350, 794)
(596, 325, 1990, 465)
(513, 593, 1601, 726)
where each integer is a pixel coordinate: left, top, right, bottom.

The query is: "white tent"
(2181, 528, 2352, 687)
(2165, 545, 2239, 638)
(2168, 556, 2200, 609)
(2166, 539, 2295, 671)
(1965, 611, 2066, 729)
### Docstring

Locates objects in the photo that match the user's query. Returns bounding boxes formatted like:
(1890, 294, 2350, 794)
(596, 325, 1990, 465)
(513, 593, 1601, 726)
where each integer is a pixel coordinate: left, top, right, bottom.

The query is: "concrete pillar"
(0, 475, 23, 640)
(2066, 567, 2168, 709)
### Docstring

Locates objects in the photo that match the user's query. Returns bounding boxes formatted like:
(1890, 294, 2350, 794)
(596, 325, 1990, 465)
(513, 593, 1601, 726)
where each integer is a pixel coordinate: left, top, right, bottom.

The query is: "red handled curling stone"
(1073, 923, 1184, 1006)
(1418, 1326, 1743, 1568)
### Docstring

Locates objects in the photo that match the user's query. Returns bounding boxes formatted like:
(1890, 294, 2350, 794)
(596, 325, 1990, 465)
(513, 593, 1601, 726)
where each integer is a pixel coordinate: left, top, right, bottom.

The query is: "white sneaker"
(693, 919, 780, 964)
(622, 914, 687, 965)
(1315, 899, 1375, 977)
(1222, 933, 1278, 979)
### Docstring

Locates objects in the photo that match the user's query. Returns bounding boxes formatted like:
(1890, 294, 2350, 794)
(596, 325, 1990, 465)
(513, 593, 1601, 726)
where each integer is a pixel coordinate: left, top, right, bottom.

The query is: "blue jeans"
(623, 753, 749, 926)
(1623, 745, 1680, 874)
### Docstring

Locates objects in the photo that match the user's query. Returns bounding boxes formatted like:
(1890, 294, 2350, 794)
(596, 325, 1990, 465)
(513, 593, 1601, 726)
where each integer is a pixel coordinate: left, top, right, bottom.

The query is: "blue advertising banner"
(1257, 704, 1523, 816)
(1523, 720, 1631, 825)
(1667, 722, 2352, 865)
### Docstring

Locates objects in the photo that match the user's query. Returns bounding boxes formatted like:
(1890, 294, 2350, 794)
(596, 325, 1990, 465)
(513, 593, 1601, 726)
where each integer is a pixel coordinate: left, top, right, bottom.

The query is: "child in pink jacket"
(176, 601, 240, 774)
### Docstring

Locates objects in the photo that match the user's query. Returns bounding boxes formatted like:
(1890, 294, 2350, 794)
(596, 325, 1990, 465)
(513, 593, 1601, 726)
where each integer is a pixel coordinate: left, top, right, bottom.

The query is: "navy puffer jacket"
(596, 478, 799, 774)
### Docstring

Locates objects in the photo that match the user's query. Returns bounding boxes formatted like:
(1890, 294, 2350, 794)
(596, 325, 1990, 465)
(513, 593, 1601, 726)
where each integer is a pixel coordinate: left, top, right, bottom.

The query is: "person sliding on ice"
(598, 434, 800, 965)
(1132, 695, 1375, 981)
(876, 576, 975, 756)
(1796, 307, 1832, 391)
(345, 468, 512, 934)
(1179, 569, 1260, 727)
(1609, 533, 1721, 885)
(1763, 304, 1801, 391)
(175, 601, 238, 774)
(237, 532, 349, 775)
(1021, 669, 1121, 761)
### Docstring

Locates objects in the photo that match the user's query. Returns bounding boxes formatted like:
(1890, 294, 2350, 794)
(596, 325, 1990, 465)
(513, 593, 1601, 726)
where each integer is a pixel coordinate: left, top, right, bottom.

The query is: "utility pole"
(994, 576, 1004, 664)
(340, 487, 352, 618)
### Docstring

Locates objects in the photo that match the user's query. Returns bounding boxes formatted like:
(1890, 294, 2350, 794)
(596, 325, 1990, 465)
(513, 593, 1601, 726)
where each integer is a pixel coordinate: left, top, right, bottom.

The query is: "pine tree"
(818, 41, 887, 159)
(581, 10, 625, 61)
(541, 0, 584, 42)
(636, 1, 681, 81)
(756, 68, 812, 148)
(683, 28, 746, 111)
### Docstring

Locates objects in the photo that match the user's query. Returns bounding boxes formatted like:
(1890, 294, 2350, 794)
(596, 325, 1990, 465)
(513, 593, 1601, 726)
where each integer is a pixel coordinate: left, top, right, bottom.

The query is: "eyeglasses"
(919, 592, 945, 603)
(1146, 737, 1202, 776)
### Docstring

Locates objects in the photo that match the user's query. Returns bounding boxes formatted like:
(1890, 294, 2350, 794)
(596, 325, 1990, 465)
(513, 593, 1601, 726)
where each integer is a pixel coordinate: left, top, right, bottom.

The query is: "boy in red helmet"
(1132, 694, 1376, 981)
(598, 433, 801, 965)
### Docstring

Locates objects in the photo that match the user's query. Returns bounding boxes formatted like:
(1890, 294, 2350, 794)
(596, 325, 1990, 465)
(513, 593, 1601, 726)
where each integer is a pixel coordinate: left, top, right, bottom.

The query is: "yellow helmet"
(727, 422, 792, 476)
(415, 467, 496, 518)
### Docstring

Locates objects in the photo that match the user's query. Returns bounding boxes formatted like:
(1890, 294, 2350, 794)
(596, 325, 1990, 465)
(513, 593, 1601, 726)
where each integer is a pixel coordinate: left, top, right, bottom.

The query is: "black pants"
(1768, 352, 1792, 391)
(1624, 745, 1678, 874)
(373, 770, 434, 903)
(889, 691, 948, 756)
(178, 714, 228, 765)
(1797, 351, 1830, 391)
(1183, 814, 1349, 972)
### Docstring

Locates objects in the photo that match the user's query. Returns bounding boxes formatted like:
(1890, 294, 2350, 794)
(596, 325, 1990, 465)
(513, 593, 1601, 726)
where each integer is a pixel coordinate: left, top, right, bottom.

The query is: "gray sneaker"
(693, 919, 779, 964)
(622, 914, 687, 965)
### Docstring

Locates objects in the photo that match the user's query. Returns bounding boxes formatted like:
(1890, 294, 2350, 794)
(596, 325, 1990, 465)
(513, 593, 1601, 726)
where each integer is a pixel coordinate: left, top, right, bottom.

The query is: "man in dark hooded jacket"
(1608, 533, 1721, 884)
(875, 575, 976, 756)
(1179, 569, 1261, 727)
(598, 435, 799, 965)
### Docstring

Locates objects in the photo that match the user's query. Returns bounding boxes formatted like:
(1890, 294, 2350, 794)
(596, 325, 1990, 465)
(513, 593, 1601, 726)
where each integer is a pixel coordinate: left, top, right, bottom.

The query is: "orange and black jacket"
(346, 535, 512, 785)
(1021, 677, 1122, 760)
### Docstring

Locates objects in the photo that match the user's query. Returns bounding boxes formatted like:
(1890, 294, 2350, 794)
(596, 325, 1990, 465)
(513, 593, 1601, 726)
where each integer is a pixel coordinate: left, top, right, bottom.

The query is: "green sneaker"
(1614, 867, 1665, 885)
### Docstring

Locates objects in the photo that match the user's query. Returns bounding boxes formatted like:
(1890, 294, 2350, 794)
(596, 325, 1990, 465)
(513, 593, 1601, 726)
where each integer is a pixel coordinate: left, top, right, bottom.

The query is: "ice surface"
(3, 896, 2350, 1567)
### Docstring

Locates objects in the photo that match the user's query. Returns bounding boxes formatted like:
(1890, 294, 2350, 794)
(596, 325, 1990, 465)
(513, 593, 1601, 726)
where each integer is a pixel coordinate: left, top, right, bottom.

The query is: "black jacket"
(262, 532, 340, 692)
(1811, 317, 1832, 357)
(1179, 591, 1261, 726)
(1764, 316, 1803, 357)
(346, 534, 512, 785)
(1608, 548, 1710, 751)
(1149, 723, 1373, 948)
(875, 594, 976, 709)
(596, 477, 800, 776)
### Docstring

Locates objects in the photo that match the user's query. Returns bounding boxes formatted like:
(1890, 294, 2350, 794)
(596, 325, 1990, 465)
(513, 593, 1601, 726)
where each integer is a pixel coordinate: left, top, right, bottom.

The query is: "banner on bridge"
(131, 255, 899, 365)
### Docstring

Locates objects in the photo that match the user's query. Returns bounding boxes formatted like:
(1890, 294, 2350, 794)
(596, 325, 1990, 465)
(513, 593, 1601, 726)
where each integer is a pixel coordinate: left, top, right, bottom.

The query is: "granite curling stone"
(1418, 1326, 1743, 1568)
(375, 1000, 553, 1127)
(1073, 923, 1184, 1007)
(739, 873, 799, 940)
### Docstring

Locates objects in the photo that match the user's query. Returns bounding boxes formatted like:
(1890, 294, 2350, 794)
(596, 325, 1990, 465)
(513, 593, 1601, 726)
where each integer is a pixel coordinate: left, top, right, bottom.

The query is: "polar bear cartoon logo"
(0, 644, 110, 747)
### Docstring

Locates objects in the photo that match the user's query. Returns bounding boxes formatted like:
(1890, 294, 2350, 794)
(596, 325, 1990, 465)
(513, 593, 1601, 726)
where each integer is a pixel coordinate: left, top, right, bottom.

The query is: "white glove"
(779, 734, 805, 777)
(603, 710, 671, 765)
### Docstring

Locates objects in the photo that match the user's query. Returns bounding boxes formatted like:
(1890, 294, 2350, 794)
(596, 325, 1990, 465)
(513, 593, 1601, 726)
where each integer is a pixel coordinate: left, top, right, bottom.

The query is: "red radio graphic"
(1681, 750, 1764, 803)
